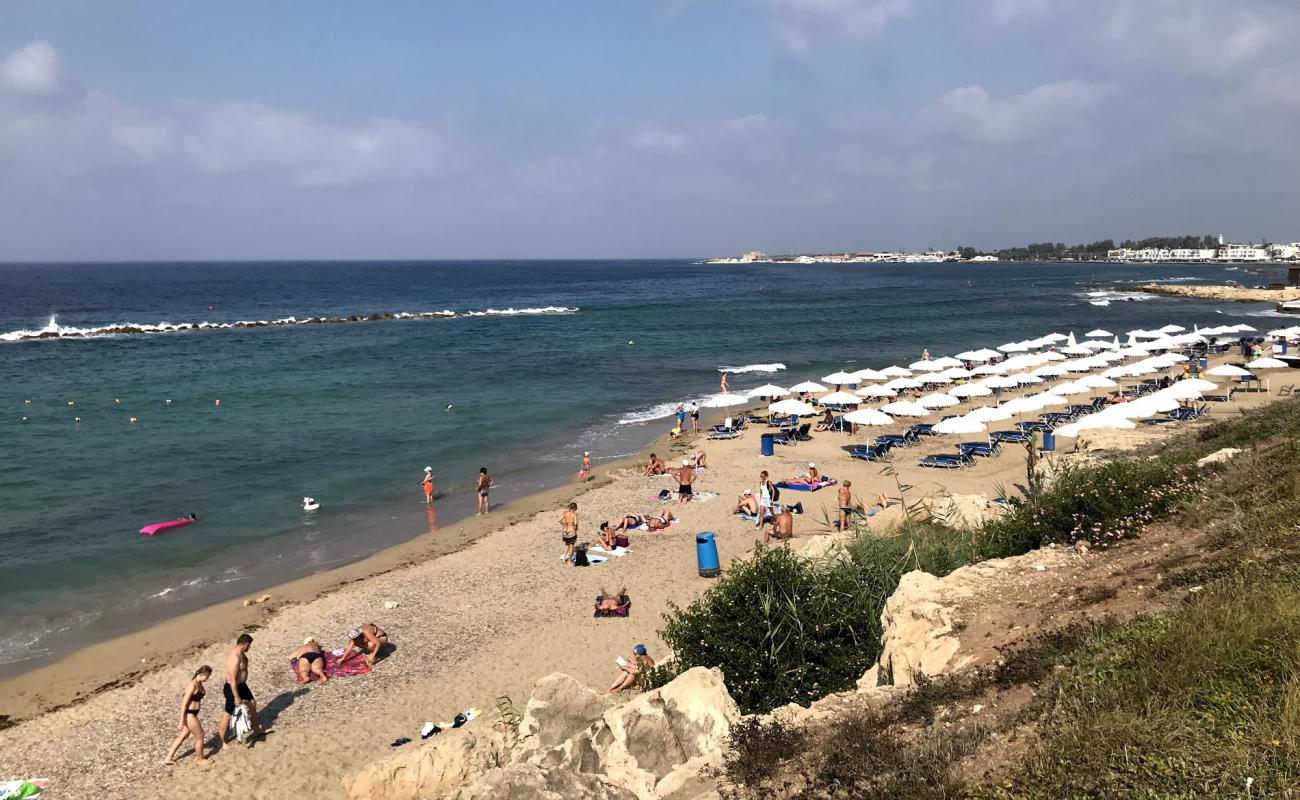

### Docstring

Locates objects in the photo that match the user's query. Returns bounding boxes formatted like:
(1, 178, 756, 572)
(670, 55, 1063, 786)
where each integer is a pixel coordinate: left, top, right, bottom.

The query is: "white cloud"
(919, 80, 1107, 147)
(2, 41, 60, 94)
(1101, 0, 1298, 78)
(762, 0, 915, 53)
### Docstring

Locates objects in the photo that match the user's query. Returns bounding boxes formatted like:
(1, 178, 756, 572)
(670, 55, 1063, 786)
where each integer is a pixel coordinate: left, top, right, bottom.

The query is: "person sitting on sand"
(693, 451, 709, 470)
(290, 637, 328, 684)
(607, 644, 654, 694)
(339, 623, 388, 666)
(597, 587, 628, 612)
(733, 489, 759, 516)
(164, 665, 213, 766)
(643, 453, 666, 476)
(765, 506, 795, 545)
(597, 521, 623, 549)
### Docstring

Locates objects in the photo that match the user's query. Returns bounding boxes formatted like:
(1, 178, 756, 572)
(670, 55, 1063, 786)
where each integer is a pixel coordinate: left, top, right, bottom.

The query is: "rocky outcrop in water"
(1137, 283, 1300, 303)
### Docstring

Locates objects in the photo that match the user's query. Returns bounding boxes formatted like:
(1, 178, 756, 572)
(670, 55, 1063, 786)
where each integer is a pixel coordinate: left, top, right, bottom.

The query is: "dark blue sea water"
(0, 259, 1289, 673)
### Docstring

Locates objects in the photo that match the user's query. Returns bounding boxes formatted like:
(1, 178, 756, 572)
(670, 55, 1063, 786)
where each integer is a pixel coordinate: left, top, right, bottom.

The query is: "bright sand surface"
(2, 358, 1298, 799)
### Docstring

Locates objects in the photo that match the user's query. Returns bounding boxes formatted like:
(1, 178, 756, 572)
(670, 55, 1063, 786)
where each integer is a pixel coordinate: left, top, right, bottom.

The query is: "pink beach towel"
(288, 651, 373, 681)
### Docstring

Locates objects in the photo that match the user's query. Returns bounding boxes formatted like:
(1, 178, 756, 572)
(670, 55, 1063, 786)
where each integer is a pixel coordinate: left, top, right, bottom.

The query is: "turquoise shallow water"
(0, 259, 1288, 673)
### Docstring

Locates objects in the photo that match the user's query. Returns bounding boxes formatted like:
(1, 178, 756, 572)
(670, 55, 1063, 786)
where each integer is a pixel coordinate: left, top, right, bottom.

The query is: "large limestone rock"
(534, 666, 740, 800)
(516, 672, 615, 758)
(448, 763, 637, 799)
(875, 570, 975, 687)
(341, 725, 512, 800)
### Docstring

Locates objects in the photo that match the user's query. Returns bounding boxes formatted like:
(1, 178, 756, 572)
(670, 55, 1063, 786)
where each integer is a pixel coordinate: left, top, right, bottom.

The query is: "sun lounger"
(876, 430, 919, 448)
(1278, 385, 1293, 397)
(848, 443, 891, 462)
(908, 423, 936, 437)
(918, 452, 974, 469)
(1016, 420, 1053, 432)
(957, 441, 1000, 458)
(793, 423, 813, 441)
(990, 430, 1030, 444)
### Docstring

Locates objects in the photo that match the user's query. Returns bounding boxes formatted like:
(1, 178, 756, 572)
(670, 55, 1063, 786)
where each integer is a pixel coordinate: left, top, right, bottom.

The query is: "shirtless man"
(339, 623, 388, 666)
(720, 372, 729, 393)
(766, 506, 795, 545)
(643, 453, 666, 476)
(578, 452, 591, 482)
(217, 633, 262, 749)
(837, 480, 861, 530)
(597, 587, 628, 612)
(733, 489, 759, 517)
(672, 460, 696, 503)
(290, 637, 328, 684)
(560, 502, 579, 562)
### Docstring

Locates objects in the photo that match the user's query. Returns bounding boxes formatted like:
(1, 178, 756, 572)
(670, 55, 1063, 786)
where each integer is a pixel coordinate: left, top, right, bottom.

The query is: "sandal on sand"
(391, 737, 411, 747)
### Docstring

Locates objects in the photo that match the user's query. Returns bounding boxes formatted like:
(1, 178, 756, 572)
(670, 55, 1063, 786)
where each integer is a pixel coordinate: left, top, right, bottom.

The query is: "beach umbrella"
(852, 368, 887, 382)
(1000, 354, 1042, 371)
(856, 385, 897, 398)
(748, 384, 790, 398)
(1039, 332, 1069, 344)
(1164, 382, 1210, 400)
(1000, 395, 1047, 415)
(1159, 324, 1185, 333)
(820, 391, 862, 405)
(879, 400, 931, 417)
(879, 365, 913, 378)
(1060, 345, 1092, 356)
(1206, 364, 1251, 378)
(933, 415, 986, 435)
(1054, 416, 1137, 437)
(957, 348, 1001, 362)
(844, 408, 894, 426)
(704, 393, 749, 408)
(1081, 339, 1118, 351)
(1033, 393, 1070, 408)
(788, 380, 828, 393)
(1247, 357, 1288, 369)
(970, 363, 1007, 375)
(1031, 364, 1068, 377)
(928, 356, 965, 369)
(1038, 351, 1067, 362)
(1231, 324, 1257, 332)
(769, 399, 817, 416)
(884, 377, 923, 390)
(909, 359, 944, 371)
(966, 404, 1012, 422)
(1067, 331, 1078, 347)
(1076, 375, 1117, 389)
(1092, 351, 1126, 363)
(998, 341, 1030, 353)
(948, 383, 993, 398)
(1011, 372, 1045, 385)
(917, 392, 960, 409)
(822, 371, 858, 385)
(980, 375, 1022, 389)
(1049, 382, 1090, 396)
(921, 373, 954, 385)
(1175, 377, 1219, 392)
(1060, 359, 1094, 373)
(938, 366, 974, 379)
(1086, 328, 1112, 338)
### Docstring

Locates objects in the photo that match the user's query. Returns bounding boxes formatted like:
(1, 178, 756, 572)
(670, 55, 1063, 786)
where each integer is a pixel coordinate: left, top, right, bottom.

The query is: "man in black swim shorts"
(673, 459, 696, 503)
(218, 633, 263, 748)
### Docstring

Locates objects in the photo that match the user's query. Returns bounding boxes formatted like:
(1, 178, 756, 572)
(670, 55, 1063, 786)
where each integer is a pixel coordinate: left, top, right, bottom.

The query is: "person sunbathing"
(596, 522, 620, 550)
(607, 514, 643, 533)
(290, 637, 328, 684)
(643, 453, 666, 476)
(644, 508, 677, 531)
(338, 623, 388, 666)
(607, 644, 654, 694)
(597, 587, 628, 612)
(814, 408, 836, 432)
(786, 463, 821, 484)
(765, 507, 795, 545)
(733, 489, 759, 516)
(693, 451, 708, 469)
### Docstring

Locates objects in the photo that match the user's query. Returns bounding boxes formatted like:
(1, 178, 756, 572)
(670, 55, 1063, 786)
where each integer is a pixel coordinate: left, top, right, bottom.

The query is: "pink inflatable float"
(140, 514, 197, 536)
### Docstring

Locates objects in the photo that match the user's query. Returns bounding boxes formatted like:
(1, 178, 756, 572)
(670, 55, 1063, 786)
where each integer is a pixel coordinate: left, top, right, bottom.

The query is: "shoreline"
(1137, 282, 1300, 304)
(0, 420, 689, 724)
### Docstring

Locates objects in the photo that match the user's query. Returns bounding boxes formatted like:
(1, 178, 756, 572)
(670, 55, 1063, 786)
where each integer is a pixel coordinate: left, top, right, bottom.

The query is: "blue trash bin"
(696, 532, 720, 578)
(1281, 340, 1289, 355)
(1041, 431, 1056, 452)
(760, 433, 775, 457)
(1199, 356, 1208, 371)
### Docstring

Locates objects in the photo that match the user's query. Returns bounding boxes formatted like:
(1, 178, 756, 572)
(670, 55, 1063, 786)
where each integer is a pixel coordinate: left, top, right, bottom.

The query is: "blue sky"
(1, 0, 1298, 259)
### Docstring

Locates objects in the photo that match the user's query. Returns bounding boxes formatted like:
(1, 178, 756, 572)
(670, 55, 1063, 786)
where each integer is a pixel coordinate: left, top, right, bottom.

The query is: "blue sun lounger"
(957, 441, 1000, 458)
(849, 443, 892, 462)
(990, 430, 1030, 445)
(918, 452, 974, 469)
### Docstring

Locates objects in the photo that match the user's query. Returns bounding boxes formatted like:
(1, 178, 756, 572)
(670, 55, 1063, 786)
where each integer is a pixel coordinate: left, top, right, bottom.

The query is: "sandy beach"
(4, 354, 1299, 800)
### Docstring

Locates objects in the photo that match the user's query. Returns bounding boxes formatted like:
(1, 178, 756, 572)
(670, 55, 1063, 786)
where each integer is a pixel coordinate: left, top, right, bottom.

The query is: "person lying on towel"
(597, 587, 628, 613)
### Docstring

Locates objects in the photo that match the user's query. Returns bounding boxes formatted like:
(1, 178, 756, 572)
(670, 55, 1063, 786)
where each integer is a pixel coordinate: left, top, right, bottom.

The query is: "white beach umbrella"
(998, 341, 1030, 353)
(820, 391, 862, 405)
(1031, 364, 1068, 377)
(928, 356, 965, 369)
(1081, 339, 1118, 351)
(1054, 416, 1137, 437)
(844, 408, 894, 426)
(1060, 345, 1092, 356)
(1076, 374, 1117, 389)
(1033, 393, 1070, 408)
(1061, 359, 1094, 373)
(1247, 357, 1288, 369)
(948, 383, 993, 398)
(1206, 364, 1251, 378)
(1159, 324, 1185, 333)
(1176, 377, 1219, 392)
(852, 368, 887, 382)
(821, 371, 858, 386)
(1037, 351, 1067, 362)
(921, 374, 954, 385)
(999, 395, 1047, 415)
(769, 399, 817, 416)
(856, 385, 897, 398)
(1085, 328, 1113, 338)
(933, 415, 986, 435)
(884, 377, 923, 390)
(957, 348, 1001, 362)
(909, 359, 944, 371)
(704, 393, 750, 408)
(966, 404, 1012, 422)
(879, 365, 913, 378)
(980, 375, 1022, 389)
(1231, 324, 1257, 332)
(879, 400, 931, 417)
(1000, 354, 1042, 371)
(748, 384, 790, 398)
(1049, 382, 1090, 396)
(788, 381, 828, 393)
(917, 392, 961, 409)
(1092, 351, 1126, 363)
(1163, 382, 1209, 400)
(1100, 366, 1132, 379)
(937, 366, 974, 379)
(970, 363, 1008, 375)
(1011, 372, 1045, 385)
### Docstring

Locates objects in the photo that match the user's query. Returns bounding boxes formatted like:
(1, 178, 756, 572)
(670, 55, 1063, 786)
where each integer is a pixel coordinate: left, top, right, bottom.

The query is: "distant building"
(1218, 243, 1270, 262)
(1268, 243, 1300, 261)
(968, 254, 999, 262)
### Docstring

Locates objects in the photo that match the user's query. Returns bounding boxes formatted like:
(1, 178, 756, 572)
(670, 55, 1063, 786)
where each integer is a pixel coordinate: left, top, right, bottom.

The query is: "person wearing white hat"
(421, 467, 434, 504)
(673, 459, 696, 502)
(578, 452, 591, 482)
(733, 489, 759, 516)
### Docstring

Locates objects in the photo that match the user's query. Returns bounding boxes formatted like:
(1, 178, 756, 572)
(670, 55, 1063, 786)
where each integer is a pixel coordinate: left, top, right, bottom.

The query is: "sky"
(1, 0, 1298, 260)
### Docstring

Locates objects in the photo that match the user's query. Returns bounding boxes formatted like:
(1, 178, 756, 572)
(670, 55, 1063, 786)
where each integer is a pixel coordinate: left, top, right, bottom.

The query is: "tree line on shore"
(957, 233, 1221, 262)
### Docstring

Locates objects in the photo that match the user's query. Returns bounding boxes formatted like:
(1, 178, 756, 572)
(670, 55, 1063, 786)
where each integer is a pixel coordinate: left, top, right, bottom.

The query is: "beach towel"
(738, 513, 774, 523)
(590, 544, 631, 557)
(0, 780, 46, 800)
(288, 651, 374, 681)
(775, 478, 837, 492)
(629, 520, 679, 531)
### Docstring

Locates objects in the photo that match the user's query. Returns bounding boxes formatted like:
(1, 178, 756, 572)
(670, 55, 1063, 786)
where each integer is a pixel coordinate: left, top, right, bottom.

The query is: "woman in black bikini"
(165, 665, 213, 766)
(291, 637, 329, 684)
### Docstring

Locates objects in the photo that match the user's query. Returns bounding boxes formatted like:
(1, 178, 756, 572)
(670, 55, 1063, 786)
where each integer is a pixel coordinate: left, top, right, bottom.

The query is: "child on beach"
(578, 452, 591, 482)
(422, 467, 434, 504)
(164, 665, 212, 766)
(560, 502, 579, 562)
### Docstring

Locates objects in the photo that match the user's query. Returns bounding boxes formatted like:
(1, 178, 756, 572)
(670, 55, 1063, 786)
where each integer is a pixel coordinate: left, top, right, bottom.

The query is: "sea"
(0, 259, 1290, 675)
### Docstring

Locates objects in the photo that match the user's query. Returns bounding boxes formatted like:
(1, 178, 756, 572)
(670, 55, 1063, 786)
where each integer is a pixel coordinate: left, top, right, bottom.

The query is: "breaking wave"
(718, 363, 786, 374)
(1, 307, 580, 343)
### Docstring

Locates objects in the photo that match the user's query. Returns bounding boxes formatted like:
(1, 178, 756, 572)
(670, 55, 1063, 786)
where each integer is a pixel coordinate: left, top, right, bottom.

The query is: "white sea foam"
(1, 307, 580, 343)
(617, 401, 683, 425)
(1082, 290, 1157, 303)
(718, 363, 786, 374)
